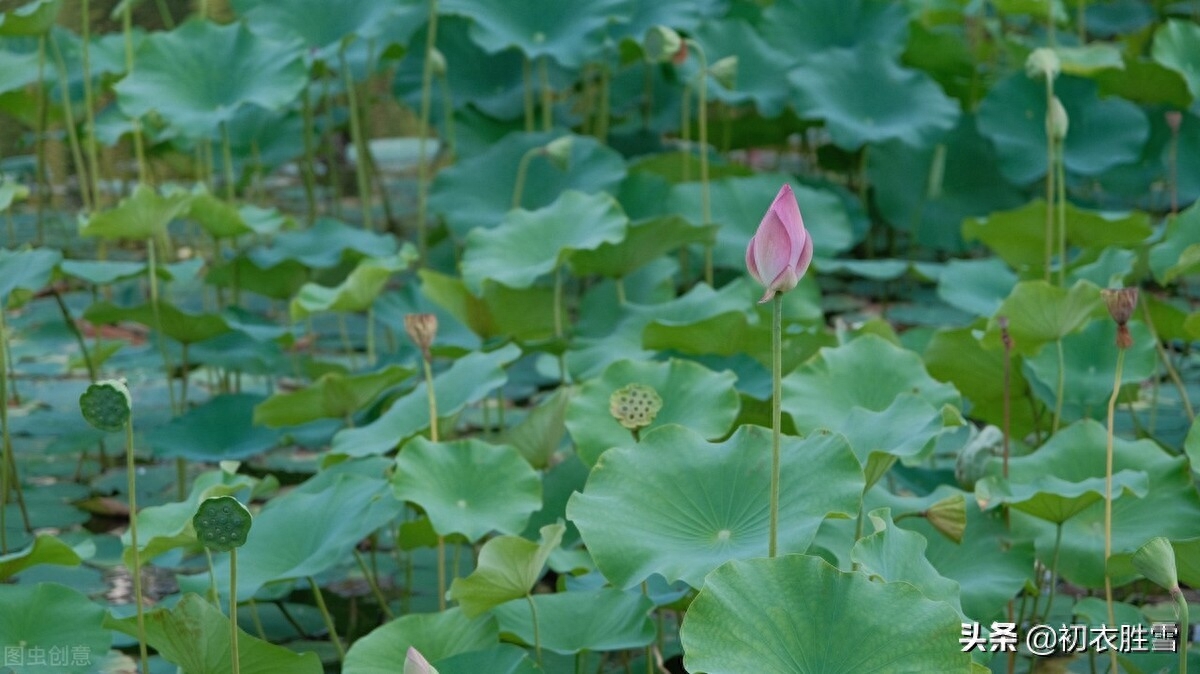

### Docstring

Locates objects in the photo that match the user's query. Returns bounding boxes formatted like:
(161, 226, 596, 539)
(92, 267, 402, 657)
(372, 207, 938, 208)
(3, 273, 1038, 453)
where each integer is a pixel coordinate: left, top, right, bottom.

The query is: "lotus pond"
(1, 0, 1200, 672)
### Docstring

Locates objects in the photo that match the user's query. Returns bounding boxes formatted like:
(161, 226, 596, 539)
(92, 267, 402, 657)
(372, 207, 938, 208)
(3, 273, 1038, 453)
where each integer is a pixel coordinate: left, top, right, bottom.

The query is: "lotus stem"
(540, 57, 552, 132)
(1142, 298, 1194, 422)
(1056, 138, 1067, 287)
(230, 547, 240, 674)
(353, 548, 394, 619)
(49, 33, 92, 212)
(596, 62, 610, 143)
(308, 576, 345, 660)
(1174, 589, 1189, 674)
(220, 121, 236, 202)
(341, 50, 375, 232)
(80, 0, 103, 209)
(300, 85, 319, 223)
(145, 237, 178, 414)
(642, 581, 654, 674)
(437, 535, 447, 611)
(1045, 522, 1063, 621)
(769, 293, 782, 558)
(1104, 347, 1126, 674)
(126, 414, 149, 674)
(512, 147, 538, 210)
(527, 593, 543, 668)
(0, 310, 32, 548)
(122, 0, 148, 186)
(34, 35, 47, 242)
(679, 83, 691, 282)
(688, 40, 713, 287)
(1052, 338, 1065, 434)
(523, 56, 534, 133)
(1043, 77, 1055, 283)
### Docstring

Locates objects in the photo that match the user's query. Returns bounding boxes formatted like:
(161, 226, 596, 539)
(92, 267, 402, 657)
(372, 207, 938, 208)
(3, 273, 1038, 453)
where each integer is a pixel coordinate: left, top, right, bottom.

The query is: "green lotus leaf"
(1152, 19, 1200, 101)
(147, 394, 282, 461)
(924, 327, 1042, 439)
(850, 508, 963, 614)
(58, 260, 147, 285)
(331, 344, 522, 457)
(962, 199, 1152, 273)
(490, 588, 655, 655)
(232, 0, 409, 56)
(440, 0, 630, 68)
(1111, 537, 1200, 590)
(124, 469, 258, 567)
(836, 393, 952, 490)
(84, 300, 230, 345)
(0, 583, 108, 674)
(1095, 57, 1192, 108)
(0, 246, 60, 306)
(1023, 320, 1156, 418)
(936, 258, 1018, 318)
(1068, 247, 1137, 288)
(0, 535, 83, 582)
(497, 387, 570, 469)
(782, 334, 961, 434)
(567, 425, 863, 589)
(448, 522, 565, 618)
(0, 48, 40, 93)
(290, 247, 417, 319)
(976, 73, 1149, 184)
(976, 469, 1148, 524)
(115, 19, 307, 139)
(789, 47, 960, 150)
(668, 174, 856, 268)
(187, 187, 264, 239)
(1009, 420, 1200, 588)
(1148, 201, 1200, 284)
(248, 217, 395, 269)
(680, 555, 972, 673)
(1053, 43, 1125, 75)
(760, 0, 909, 59)
(430, 131, 626, 238)
(692, 19, 794, 117)
(565, 357, 740, 467)
(253, 365, 412, 427)
(418, 269, 555, 342)
(980, 279, 1104, 356)
(391, 437, 542, 542)
(869, 116, 1027, 252)
(79, 184, 191, 241)
(343, 609, 499, 674)
(568, 214, 717, 279)
(432, 645, 538, 674)
(106, 593, 322, 674)
(0, 0, 62, 36)
(461, 190, 629, 293)
(612, 0, 725, 42)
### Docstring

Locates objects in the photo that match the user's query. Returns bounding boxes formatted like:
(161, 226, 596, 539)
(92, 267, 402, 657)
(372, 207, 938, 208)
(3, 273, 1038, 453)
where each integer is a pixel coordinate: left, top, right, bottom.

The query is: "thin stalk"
(678, 84, 691, 282)
(340, 50, 375, 232)
(206, 548, 218, 604)
(1055, 140, 1067, 287)
(366, 308, 376, 366)
(1043, 76, 1055, 282)
(641, 581, 654, 674)
(437, 535, 447, 611)
(1169, 120, 1180, 215)
(1, 309, 9, 553)
(50, 289, 96, 381)
(300, 85, 319, 223)
(49, 33, 92, 212)
(769, 294, 782, 558)
(126, 418, 149, 674)
(423, 357, 438, 442)
(1052, 338, 1065, 434)
(437, 70, 456, 158)
(146, 238, 178, 413)
(527, 593, 543, 668)
(1141, 300, 1194, 422)
(81, 0, 103, 209)
(1173, 590, 1189, 674)
(220, 121, 236, 202)
(523, 57, 535, 132)
(1045, 523, 1063, 620)
(337, 314, 358, 369)
(308, 577, 345, 660)
(1104, 348, 1126, 674)
(689, 40, 713, 286)
(512, 147, 538, 210)
(353, 549, 394, 619)
(540, 57, 552, 132)
(230, 548, 240, 674)
(122, 1, 148, 185)
(596, 63, 610, 143)
(1000, 317, 1012, 479)
(249, 599, 267, 640)
(34, 36, 47, 241)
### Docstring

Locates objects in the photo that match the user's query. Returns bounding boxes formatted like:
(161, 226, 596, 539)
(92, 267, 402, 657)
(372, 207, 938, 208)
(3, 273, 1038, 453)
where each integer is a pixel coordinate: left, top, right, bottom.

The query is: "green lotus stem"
(153, 0, 174, 28)
(1174, 590, 1189, 674)
(688, 40, 713, 287)
(526, 593, 543, 668)
(415, 0, 440, 256)
(80, 0, 103, 209)
(308, 576, 345, 660)
(126, 412, 149, 674)
(221, 121, 237, 202)
(512, 147, 538, 210)
(34, 35, 47, 241)
(1104, 347, 1126, 674)
(205, 548, 219, 604)
(248, 599, 267, 640)
(340, 50, 375, 233)
(337, 314, 357, 369)
(199, 0, 208, 20)
(145, 237, 178, 414)
(230, 547, 240, 674)
(300, 85, 319, 223)
(553, 265, 564, 339)
(1055, 139, 1067, 288)
(539, 57, 552, 132)
(320, 74, 343, 219)
(596, 63, 610, 143)
(1040, 522, 1064, 623)
(1043, 76, 1055, 283)
(50, 289, 106, 476)
(49, 33, 92, 212)
(0, 310, 32, 549)
(615, 278, 626, 305)
(523, 57, 535, 133)
(769, 293, 782, 558)
(642, 581, 654, 674)
(1052, 338, 1065, 434)
(679, 84, 691, 281)
(1141, 300, 1194, 422)
(437, 535, 447, 611)
(122, 0, 148, 186)
(437, 68, 456, 159)
(366, 308, 376, 366)
(353, 548, 394, 619)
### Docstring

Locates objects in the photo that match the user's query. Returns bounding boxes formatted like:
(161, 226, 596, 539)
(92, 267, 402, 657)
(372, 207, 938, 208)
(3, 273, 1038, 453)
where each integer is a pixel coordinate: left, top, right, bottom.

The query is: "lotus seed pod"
(404, 313, 438, 361)
(923, 493, 966, 544)
(1024, 47, 1060, 81)
(1101, 287, 1138, 350)
(542, 135, 575, 171)
(79, 379, 132, 432)
(643, 25, 683, 64)
(193, 495, 252, 552)
(708, 55, 738, 90)
(609, 383, 663, 431)
(1046, 96, 1069, 141)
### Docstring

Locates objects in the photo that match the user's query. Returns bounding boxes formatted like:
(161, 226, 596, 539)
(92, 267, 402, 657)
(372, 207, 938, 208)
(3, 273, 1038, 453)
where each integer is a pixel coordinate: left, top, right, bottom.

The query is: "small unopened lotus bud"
(1046, 96, 1069, 141)
(609, 383, 662, 432)
(404, 646, 439, 674)
(1025, 47, 1060, 81)
(998, 315, 1013, 352)
(708, 55, 738, 90)
(1165, 110, 1182, 135)
(922, 493, 966, 543)
(542, 135, 574, 171)
(643, 26, 683, 64)
(1101, 287, 1138, 349)
(404, 313, 438, 361)
(429, 48, 447, 78)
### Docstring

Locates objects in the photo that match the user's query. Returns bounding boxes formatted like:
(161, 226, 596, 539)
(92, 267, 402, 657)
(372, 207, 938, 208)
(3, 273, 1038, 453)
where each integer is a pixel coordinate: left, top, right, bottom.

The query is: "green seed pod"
(193, 495, 253, 552)
(79, 379, 132, 432)
(609, 383, 663, 431)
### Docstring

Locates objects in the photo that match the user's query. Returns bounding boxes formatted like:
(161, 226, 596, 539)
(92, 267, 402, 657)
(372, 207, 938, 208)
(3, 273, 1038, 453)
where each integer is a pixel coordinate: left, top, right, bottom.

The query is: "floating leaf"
(680, 555, 972, 673)
(248, 217, 396, 270)
(85, 300, 231, 345)
(490, 588, 655, 655)
(567, 425, 863, 589)
(391, 437, 542, 542)
(149, 394, 283, 461)
(253, 365, 412, 428)
(290, 248, 417, 319)
(936, 258, 1018, 318)
(59, 259, 147, 285)
(448, 522, 565, 618)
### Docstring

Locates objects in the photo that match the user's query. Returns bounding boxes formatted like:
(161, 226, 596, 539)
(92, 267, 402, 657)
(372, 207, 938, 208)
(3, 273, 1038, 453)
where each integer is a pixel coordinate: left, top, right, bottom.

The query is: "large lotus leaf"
(869, 116, 1027, 252)
(759, 0, 908, 59)
(391, 437, 542, 542)
(936, 258, 1018, 318)
(980, 279, 1104, 356)
(1148, 201, 1200, 284)
(924, 327, 1041, 437)
(440, 0, 630, 68)
(0, 535, 83, 581)
(84, 300, 230, 345)
(331, 344, 522, 457)
(115, 20, 306, 138)
(565, 357, 740, 467)
(1024, 320, 1156, 417)
(1008, 420, 1200, 588)
(433, 645, 538, 674)
(835, 394, 952, 490)
(79, 184, 191, 240)
(680, 555, 972, 673)
(490, 588, 655, 655)
(0, 0, 61, 36)
(497, 388, 570, 469)
(430, 132, 626, 238)
(290, 248, 417, 319)
(0, 48, 39, 93)
(692, 18, 793, 118)
(976, 469, 1148, 524)
(1096, 57, 1192, 108)
(667, 174, 855, 269)
(0, 246, 60, 307)
(781, 334, 962, 434)
(976, 73, 1149, 184)
(59, 260, 147, 285)
(1068, 247, 1137, 288)
(850, 508, 963, 614)
(566, 425, 863, 589)
(106, 593, 322, 674)
(148, 394, 283, 461)
(0, 583, 109, 674)
(611, 0, 726, 41)
(232, 0, 408, 55)
(418, 269, 556, 342)
(568, 214, 717, 279)
(342, 609, 499, 674)
(461, 191, 628, 293)
(248, 218, 396, 269)
(253, 365, 412, 427)
(1110, 536, 1200, 590)
(789, 47, 960, 150)
(448, 522, 565, 618)
(962, 199, 1153, 273)
(201, 472, 403, 599)
(187, 187, 287, 239)
(1152, 19, 1200, 101)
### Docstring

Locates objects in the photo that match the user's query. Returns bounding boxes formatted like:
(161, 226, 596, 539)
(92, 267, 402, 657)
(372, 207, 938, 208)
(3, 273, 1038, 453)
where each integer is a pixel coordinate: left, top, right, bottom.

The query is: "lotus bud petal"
(404, 647, 440, 674)
(745, 184, 814, 303)
(1047, 96, 1069, 141)
(1025, 47, 1060, 81)
(1132, 536, 1181, 595)
(542, 135, 575, 171)
(643, 26, 684, 64)
(709, 55, 738, 90)
(429, 48, 447, 78)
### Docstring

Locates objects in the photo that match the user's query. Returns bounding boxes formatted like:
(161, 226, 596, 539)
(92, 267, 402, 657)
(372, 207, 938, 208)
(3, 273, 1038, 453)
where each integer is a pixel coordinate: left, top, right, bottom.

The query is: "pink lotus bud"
(745, 184, 814, 303)
(404, 647, 438, 674)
